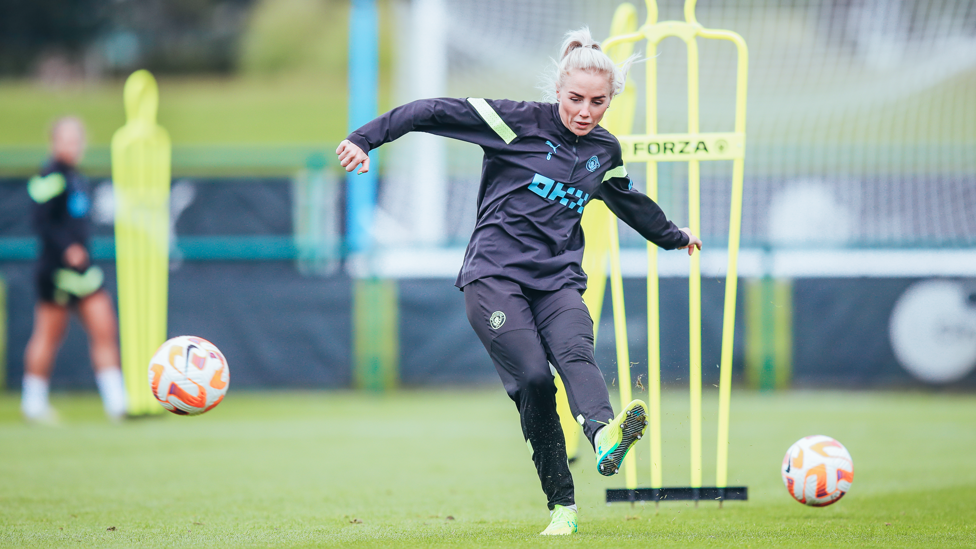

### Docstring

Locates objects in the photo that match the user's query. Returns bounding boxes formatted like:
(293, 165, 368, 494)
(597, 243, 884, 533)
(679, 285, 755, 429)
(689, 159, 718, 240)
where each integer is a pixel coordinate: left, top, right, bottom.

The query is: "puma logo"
(545, 140, 560, 160)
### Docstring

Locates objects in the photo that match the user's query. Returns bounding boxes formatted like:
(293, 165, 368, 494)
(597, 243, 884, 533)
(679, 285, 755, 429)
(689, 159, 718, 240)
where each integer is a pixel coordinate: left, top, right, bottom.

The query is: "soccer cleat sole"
(598, 407, 648, 476)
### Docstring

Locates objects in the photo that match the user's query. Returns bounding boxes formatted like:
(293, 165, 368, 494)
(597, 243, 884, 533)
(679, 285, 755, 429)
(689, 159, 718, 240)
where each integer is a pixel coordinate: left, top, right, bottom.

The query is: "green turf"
(1, 389, 974, 548)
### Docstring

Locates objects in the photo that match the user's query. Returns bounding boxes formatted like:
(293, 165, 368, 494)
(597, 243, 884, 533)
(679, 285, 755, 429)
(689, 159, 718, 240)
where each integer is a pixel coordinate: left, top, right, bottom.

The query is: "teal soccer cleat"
(595, 400, 648, 476)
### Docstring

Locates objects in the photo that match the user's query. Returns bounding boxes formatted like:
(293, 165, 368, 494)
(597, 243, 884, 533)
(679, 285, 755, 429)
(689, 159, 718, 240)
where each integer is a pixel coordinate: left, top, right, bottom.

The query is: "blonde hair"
(541, 27, 635, 102)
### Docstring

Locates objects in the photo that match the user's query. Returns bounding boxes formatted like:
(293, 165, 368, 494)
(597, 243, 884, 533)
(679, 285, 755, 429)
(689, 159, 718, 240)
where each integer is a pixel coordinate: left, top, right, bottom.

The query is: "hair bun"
(562, 39, 583, 60)
(560, 28, 602, 60)
(541, 26, 636, 103)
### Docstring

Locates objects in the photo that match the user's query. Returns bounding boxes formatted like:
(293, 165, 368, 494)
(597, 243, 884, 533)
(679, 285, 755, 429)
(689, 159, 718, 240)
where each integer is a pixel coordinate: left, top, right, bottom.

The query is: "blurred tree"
(0, 0, 106, 75)
(0, 0, 254, 77)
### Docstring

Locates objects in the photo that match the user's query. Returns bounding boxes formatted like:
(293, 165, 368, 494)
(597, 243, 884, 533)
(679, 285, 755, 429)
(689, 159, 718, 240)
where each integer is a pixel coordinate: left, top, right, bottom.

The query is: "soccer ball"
(148, 336, 230, 415)
(781, 435, 854, 506)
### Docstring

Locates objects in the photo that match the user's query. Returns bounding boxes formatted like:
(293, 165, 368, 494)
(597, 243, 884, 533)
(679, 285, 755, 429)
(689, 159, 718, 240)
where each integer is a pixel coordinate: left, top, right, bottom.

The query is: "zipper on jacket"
(569, 136, 579, 182)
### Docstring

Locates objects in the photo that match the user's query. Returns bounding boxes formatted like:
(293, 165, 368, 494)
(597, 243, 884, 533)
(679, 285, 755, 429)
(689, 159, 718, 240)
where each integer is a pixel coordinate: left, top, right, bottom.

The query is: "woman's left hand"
(678, 228, 702, 256)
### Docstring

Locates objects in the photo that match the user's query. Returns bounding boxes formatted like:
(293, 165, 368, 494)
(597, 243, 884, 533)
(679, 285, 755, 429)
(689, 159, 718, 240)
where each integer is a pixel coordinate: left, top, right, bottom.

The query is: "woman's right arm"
(336, 140, 371, 174)
(29, 171, 88, 266)
(338, 97, 522, 173)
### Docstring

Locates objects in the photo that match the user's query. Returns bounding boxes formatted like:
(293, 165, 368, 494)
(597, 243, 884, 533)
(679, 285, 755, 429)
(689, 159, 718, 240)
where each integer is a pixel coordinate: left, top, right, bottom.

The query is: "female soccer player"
(21, 116, 127, 423)
(336, 28, 701, 535)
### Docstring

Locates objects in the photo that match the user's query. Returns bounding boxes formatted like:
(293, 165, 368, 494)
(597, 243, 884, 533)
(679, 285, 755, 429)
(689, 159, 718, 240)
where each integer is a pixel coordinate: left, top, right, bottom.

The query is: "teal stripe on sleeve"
(466, 98, 517, 144)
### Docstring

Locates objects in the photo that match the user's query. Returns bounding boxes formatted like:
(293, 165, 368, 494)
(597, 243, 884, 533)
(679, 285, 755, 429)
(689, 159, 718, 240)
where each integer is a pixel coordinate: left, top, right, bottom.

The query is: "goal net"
(377, 0, 976, 256)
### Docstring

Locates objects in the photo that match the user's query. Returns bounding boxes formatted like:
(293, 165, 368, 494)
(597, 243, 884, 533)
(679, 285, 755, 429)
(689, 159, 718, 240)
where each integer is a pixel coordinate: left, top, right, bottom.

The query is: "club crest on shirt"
(489, 311, 506, 330)
(586, 155, 600, 172)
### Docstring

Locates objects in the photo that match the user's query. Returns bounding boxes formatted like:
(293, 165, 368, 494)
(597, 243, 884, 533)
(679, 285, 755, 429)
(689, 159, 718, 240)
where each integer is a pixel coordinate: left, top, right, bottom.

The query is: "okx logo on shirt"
(527, 174, 589, 214)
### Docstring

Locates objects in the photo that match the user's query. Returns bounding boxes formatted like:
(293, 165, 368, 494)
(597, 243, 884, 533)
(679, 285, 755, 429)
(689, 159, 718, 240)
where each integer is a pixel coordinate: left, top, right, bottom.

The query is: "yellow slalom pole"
(572, 0, 640, 470)
(553, 373, 581, 460)
(577, 194, 613, 462)
(581, 207, 612, 324)
(643, 19, 664, 492)
(601, 2, 641, 492)
(710, 28, 749, 490)
(685, 25, 703, 494)
(607, 215, 637, 491)
(585, 0, 639, 325)
(111, 70, 171, 416)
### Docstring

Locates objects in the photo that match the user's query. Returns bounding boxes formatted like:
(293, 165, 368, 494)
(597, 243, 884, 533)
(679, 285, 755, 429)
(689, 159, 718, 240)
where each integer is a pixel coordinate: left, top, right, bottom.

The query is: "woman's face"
(556, 69, 612, 136)
(52, 119, 86, 166)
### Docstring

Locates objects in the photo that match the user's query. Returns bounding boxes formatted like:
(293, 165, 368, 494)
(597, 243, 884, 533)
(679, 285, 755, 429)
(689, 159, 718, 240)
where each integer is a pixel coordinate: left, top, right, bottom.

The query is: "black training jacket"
(28, 159, 92, 273)
(346, 98, 689, 292)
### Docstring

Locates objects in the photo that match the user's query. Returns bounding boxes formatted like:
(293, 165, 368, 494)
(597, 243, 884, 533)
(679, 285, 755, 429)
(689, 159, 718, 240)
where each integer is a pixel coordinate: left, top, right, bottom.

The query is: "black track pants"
(463, 277, 615, 510)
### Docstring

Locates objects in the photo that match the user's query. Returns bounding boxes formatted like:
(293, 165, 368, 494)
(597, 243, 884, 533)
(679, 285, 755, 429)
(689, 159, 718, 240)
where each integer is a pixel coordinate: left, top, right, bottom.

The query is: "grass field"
(1, 389, 975, 548)
(0, 75, 384, 147)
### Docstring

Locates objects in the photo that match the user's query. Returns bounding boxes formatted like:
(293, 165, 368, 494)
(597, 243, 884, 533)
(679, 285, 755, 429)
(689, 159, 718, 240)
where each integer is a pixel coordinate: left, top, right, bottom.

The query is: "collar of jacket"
(46, 158, 77, 175)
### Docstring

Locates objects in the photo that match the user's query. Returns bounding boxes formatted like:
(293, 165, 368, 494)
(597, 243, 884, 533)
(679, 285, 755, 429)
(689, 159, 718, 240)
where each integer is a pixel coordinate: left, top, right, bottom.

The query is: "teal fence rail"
(0, 145, 340, 262)
(0, 145, 333, 177)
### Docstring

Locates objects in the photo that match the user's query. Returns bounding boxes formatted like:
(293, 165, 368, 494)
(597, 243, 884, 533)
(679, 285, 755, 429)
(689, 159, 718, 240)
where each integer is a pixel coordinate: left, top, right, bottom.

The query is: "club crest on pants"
(489, 311, 506, 330)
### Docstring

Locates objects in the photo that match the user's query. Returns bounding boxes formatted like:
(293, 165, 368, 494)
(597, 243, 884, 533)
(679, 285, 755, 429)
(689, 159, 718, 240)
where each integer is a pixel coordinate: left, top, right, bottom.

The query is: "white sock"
(21, 374, 51, 419)
(551, 504, 578, 515)
(594, 427, 605, 448)
(95, 368, 127, 420)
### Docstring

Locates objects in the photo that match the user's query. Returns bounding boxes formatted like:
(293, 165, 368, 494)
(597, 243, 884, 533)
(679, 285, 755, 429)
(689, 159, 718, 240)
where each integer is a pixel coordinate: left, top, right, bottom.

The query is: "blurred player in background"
(21, 116, 127, 423)
(337, 28, 701, 535)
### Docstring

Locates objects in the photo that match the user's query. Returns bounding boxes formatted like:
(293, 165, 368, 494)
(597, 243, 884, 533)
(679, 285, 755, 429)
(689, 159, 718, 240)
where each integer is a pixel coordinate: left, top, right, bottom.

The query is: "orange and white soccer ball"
(781, 435, 854, 506)
(148, 336, 230, 415)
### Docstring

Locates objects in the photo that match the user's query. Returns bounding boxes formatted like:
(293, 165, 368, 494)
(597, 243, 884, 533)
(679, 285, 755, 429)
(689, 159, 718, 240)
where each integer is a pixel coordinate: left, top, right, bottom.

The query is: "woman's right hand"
(336, 140, 370, 174)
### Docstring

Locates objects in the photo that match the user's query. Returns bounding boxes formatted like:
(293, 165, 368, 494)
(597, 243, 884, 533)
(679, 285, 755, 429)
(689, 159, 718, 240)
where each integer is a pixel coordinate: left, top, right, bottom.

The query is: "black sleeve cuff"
(345, 134, 372, 155)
